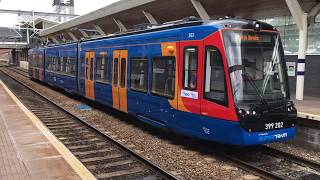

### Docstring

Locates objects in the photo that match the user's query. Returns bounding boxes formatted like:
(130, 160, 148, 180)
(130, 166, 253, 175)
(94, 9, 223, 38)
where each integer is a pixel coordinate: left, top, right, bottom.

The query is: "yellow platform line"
(297, 112, 320, 121)
(0, 80, 96, 180)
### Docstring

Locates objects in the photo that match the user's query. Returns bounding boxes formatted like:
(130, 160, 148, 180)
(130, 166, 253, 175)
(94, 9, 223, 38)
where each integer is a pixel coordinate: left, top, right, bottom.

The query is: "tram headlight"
(237, 108, 259, 118)
(286, 101, 295, 112)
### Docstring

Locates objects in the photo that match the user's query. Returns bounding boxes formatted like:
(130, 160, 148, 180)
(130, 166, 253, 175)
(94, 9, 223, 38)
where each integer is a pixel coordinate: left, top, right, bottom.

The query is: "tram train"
(28, 18, 297, 146)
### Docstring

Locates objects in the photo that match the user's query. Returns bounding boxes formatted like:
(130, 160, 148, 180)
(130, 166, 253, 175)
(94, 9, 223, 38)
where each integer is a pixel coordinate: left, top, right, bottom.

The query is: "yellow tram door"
(85, 51, 95, 99)
(112, 50, 128, 112)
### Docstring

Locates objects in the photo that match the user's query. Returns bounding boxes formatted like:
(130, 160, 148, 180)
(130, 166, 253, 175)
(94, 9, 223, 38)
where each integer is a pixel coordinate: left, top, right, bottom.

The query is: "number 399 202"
(265, 122, 283, 130)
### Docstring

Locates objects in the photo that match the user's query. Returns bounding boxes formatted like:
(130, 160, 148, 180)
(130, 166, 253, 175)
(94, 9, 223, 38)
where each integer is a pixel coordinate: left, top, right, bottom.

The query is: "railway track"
(7, 66, 29, 77)
(0, 70, 176, 180)
(3, 67, 320, 180)
(217, 144, 320, 180)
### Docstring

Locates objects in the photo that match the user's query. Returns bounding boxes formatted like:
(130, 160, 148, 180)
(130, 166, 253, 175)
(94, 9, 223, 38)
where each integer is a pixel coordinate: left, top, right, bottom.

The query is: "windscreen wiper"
(242, 72, 268, 106)
(262, 35, 280, 95)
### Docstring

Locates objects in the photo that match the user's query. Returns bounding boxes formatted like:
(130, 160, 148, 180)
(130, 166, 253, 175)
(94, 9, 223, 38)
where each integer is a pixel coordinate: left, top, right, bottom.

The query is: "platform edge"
(0, 80, 96, 180)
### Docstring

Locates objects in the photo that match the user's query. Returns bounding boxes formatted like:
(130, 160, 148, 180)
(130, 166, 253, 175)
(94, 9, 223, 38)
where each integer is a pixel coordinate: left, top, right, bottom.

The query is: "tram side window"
(62, 57, 67, 73)
(64, 57, 75, 76)
(183, 47, 198, 90)
(65, 57, 70, 74)
(90, 57, 94, 80)
(151, 57, 175, 99)
(204, 47, 227, 106)
(53, 57, 57, 71)
(96, 52, 111, 83)
(46, 57, 51, 71)
(70, 57, 76, 76)
(130, 58, 148, 93)
(56, 57, 61, 72)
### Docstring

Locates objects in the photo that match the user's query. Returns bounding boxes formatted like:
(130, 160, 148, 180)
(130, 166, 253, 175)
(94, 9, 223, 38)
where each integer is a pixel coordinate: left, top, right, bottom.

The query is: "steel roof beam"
(307, 3, 320, 24)
(93, 24, 106, 36)
(285, 0, 305, 30)
(60, 33, 67, 43)
(79, 29, 89, 38)
(190, 0, 210, 20)
(49, 36, 59, 44)
(142, 10, 158, 24)
(67, 32, 78, 41)
(308, 3, 320, 17)
(113, 18, 127, 32)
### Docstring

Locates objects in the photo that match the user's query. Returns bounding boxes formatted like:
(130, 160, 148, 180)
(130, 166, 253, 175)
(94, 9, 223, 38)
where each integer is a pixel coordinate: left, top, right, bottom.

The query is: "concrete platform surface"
(0, 80, 95, 180)
(293, 96, 320, 121)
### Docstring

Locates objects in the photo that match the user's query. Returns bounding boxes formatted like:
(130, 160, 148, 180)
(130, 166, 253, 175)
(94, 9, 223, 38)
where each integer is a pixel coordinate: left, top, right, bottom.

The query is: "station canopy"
(39, 0, 320, 43)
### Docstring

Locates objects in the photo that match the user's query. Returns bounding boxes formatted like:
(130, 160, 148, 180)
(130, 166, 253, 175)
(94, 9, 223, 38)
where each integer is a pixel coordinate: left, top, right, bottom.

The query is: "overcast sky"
(0, 0, 119, 27)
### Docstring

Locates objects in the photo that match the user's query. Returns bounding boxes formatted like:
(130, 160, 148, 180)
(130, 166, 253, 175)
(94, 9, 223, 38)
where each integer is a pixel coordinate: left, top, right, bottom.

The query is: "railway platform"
(0, 80, 95, 180)
(293, 96, 320, 121)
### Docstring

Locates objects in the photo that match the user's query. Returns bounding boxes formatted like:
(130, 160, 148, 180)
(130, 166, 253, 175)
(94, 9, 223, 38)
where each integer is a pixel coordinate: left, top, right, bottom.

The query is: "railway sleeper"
(80, 153, 128, 163)
(72, 148, 114, 156)
(44, 121, 77, 126)
(57, 133, 96, 140)
(49, 126, 88, 132)
(95, 167, 147, 179)
(86, 159, 135, 170)
(67, 142, 107, 150)
(53, 130, 93, 137)
(61, 139, 106, 146)
(47, 123, 82, 129)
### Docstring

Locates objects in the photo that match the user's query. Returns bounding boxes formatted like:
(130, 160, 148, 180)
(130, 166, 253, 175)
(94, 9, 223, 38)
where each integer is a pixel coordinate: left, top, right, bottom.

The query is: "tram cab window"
(204, 47, 227, 106)
(130, 58, 148, 93)
(151, 57, 175, 99)
(183, 47, 198, 90)
(96, 52, 111, 83)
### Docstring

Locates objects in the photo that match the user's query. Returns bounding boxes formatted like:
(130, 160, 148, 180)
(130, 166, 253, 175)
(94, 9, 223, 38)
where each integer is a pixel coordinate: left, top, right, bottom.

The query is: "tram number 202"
(265, 122, 283, 130)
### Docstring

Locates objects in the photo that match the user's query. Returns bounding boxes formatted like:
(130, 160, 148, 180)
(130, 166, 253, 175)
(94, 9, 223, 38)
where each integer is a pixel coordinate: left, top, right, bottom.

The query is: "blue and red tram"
(28, 19, 297, 145)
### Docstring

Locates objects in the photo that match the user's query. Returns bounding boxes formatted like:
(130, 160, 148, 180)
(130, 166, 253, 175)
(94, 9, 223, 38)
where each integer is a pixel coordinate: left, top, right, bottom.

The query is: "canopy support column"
(285, 0, 308, 100)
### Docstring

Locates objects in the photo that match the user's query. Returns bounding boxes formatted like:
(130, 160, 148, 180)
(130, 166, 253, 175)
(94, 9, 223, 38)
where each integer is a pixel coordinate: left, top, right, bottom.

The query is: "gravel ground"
(7, 68, 320, 179)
